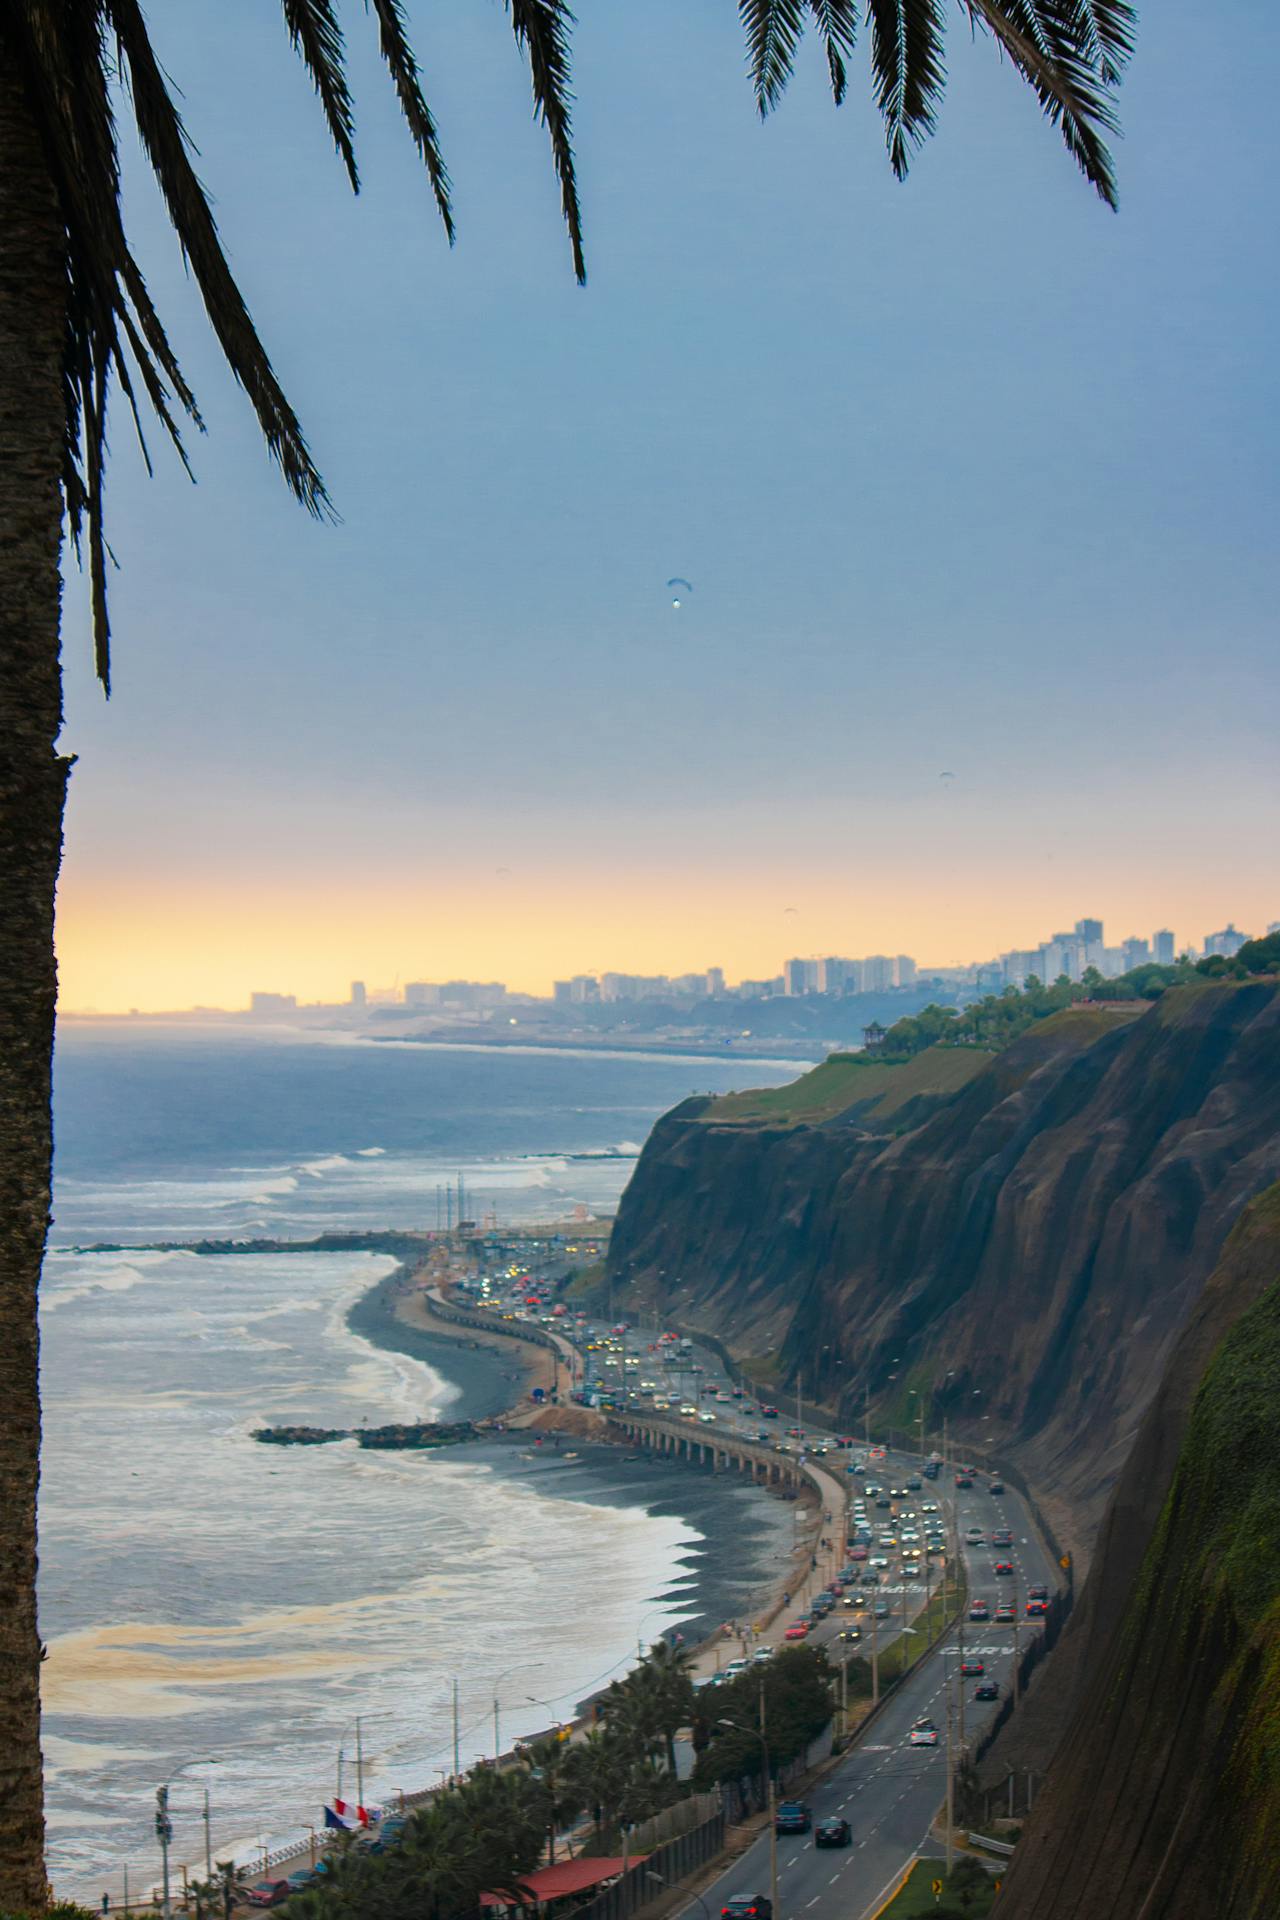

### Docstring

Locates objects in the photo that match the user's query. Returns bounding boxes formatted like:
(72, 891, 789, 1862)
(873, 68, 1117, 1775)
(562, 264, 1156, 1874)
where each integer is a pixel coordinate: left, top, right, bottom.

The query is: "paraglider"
(667, 577, 693, 608)
(939, 771, 956, 782)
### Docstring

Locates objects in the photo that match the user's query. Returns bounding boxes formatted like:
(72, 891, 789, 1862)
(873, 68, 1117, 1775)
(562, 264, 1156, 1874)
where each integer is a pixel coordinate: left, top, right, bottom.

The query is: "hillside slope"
(609, 981, 1280, 1553)
(994, 1185, 1280, 1920)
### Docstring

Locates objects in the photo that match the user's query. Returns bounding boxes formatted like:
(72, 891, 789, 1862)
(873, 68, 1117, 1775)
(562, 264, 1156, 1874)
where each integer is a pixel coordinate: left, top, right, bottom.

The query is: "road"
(466, 1283, 1061, 1920)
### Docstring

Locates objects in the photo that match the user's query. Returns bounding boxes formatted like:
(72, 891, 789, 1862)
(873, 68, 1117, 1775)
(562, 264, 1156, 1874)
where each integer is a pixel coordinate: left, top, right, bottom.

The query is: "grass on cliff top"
(700, 1048, 990, 1127)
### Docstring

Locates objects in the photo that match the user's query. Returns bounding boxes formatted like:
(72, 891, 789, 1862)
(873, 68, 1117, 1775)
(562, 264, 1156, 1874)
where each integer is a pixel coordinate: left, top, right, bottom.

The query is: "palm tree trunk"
(0, 46, 72, 1912)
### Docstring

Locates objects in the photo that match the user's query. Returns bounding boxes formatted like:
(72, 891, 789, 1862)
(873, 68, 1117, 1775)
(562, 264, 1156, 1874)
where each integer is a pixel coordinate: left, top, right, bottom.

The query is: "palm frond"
(366, 0, 454, 240)
(740, 0, 806, 116)
(962, 0, 1123, 207)
(281, 0, 359, 190)
(506, 1, 585, 283)
(807, 0, 858, 105)
(866, 0, 947, 179)
(1064, 0, 1135, 87)
(105, 0, 332, 516)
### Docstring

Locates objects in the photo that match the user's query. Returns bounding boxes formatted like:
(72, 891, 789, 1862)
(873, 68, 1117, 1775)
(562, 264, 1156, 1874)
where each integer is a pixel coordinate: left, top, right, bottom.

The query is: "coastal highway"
(686, 1474, 1056, 1920)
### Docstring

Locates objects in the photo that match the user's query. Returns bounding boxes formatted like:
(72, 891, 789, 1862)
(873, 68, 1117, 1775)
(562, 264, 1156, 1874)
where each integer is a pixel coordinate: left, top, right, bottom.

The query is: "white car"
(966, 1527, 986, 1544)
(868, 1555, 889, 1569)
(909, 1720, 939, 1747)
(902, 1565, 921, 1579)
(723, 1659, 750, 1678)
(699, 1412, 717, 1424)
(921, 1502, 940, 1513)
(752, 1648, 773, 1665)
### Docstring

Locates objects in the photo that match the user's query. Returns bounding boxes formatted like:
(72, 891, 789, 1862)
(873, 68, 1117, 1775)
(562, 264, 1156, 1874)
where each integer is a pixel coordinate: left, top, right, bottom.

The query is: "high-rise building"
(349, 980, 366, 1008)
(895, 955, 918, 987)
(250, 991, 296, 1015)
(1204, 925, 1247, 958)
(1075, 918, 1104, 947)
(706, 967, 726, 996)
(860, 955, 895, 992)
(1122, 937, 1151, 972)
(404, 982, 441, 1007)
(783, 957, 820, 996)
(1152, 929, 1176, 964)
(816, 957, 849, 994)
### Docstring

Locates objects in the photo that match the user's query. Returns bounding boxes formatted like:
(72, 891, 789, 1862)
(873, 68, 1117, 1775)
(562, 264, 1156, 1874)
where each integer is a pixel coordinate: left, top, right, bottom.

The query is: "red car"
(955, 1473, 973, 1488)
(246, 1884, 291, 1909)
(784, 1621, 809, 1641)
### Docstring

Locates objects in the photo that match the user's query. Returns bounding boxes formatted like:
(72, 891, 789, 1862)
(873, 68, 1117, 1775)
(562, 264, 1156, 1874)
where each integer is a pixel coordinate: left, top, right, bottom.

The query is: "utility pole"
(155, 1787, 173, 1920)
(203, 1788, 212, 1884)
(452, 1676, 461, 1780)
(1013, 1578, 1022, 1705)
(356, 1716, 364, 1812)
(870, 1595, 880, 1704)
(761, 1683, 779, 1920)
(945, 1672, 955, 1875)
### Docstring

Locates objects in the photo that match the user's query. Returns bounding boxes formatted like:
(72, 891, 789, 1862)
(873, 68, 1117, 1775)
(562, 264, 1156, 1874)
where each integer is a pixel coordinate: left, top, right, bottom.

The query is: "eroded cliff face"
(993, 1186, 1280, 1920)
(609, 981, 1280, 1555)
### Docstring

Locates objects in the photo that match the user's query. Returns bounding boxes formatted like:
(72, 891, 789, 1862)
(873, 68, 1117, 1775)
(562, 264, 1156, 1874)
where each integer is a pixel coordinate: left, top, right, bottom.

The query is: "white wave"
(298, 1155, 354, 1178)
(355, 1146, 386, 1157)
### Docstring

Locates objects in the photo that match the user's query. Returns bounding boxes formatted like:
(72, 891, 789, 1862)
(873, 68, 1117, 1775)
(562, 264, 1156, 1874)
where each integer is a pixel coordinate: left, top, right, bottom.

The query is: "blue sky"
(57, 1, 1280, 1006)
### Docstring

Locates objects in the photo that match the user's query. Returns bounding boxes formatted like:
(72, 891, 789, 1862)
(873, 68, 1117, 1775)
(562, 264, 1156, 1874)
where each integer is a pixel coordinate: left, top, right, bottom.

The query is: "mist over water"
(43, 1026, 799, 1897)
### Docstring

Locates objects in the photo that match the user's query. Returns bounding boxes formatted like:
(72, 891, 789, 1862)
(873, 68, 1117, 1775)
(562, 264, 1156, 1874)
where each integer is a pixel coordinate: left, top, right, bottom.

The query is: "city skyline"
(68, 909, 1278, 1016)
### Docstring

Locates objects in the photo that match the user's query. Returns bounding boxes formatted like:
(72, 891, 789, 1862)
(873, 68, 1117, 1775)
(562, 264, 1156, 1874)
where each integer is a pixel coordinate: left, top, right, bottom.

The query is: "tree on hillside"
(1, 1, 1134, 1900)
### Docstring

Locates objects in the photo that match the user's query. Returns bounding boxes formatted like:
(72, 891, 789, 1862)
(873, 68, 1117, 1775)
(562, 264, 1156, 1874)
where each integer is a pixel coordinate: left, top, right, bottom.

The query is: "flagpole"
(356, 1717, 364, 1814)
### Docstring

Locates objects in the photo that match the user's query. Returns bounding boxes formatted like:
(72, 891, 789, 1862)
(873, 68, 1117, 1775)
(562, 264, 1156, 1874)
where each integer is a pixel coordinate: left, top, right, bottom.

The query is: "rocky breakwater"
(993, 1183, 1280, 1920)
(609, 980, 1280, 1561)
(253, 1421, 479, 1449)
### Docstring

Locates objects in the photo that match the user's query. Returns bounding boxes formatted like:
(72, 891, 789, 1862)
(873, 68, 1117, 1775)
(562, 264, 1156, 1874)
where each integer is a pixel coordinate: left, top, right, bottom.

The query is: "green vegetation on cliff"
(701, 1045, 989, 1127)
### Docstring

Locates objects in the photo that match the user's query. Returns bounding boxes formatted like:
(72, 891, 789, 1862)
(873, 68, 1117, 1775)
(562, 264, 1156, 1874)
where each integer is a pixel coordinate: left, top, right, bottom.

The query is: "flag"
(324, 1807, 350, 1831)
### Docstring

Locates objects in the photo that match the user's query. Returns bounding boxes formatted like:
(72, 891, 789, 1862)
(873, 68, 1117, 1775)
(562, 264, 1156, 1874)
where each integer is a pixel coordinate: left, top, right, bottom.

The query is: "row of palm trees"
(270, 1640, 695, 1920)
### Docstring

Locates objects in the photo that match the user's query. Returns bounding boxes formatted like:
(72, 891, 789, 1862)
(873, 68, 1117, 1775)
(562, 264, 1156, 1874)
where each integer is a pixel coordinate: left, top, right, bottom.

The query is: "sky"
(55, 1, 1280, 1010)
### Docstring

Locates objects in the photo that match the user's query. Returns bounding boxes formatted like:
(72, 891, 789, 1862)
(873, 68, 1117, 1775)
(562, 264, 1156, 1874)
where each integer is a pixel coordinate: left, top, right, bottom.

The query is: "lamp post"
(645, 1868, 712, 1920)
(718, 1692, 778, 1920)
(492, 1662, 544, 1761)
(154, 1788, 173, 1920)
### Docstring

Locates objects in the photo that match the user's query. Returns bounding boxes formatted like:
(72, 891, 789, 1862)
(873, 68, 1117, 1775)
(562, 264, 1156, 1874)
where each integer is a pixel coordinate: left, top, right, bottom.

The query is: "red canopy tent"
(482, 1856, 648, 1908)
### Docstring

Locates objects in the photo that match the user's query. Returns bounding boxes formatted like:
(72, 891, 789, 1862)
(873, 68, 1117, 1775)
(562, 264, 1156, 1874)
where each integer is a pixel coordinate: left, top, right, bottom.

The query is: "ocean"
(42, 1024, 802, 1899)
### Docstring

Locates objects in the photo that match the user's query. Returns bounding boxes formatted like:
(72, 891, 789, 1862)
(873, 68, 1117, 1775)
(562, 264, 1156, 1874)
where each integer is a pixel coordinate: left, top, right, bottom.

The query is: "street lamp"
(155, 1758, 225, 1915)
(717, 1706, 778, 1920)
(491, 1662, 544, 1760)
(645, 1868, 712, 1920)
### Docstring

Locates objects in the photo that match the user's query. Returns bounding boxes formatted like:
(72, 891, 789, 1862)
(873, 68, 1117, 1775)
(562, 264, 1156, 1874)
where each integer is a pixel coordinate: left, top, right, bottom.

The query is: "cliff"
(609, 980, 1280, 1557)
(993, 1184, 1280, 1919)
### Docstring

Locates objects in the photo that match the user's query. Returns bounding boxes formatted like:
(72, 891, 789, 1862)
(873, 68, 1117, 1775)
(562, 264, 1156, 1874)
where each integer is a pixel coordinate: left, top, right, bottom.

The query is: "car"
(285, 1870, 318, 1895)
(815, 1818, 852, 1848)
(760, 1405, 779, 1418)
(681, 1404, 699, 1415)
(993, 1561, 1014, 1577)
(960, 1659, 985, 1676)
(869, 1555, 889, 1569)
(774, 1801, 811, 1834)
(995, 1603, 1016, 1623)
(1028, 1583, 1049, 1600)
(974, 1682, 1000, 1701)
(873, 1601, 890, 1619)
(836, 1626, 862, 1644)
(699, 1412, 717, 1424)
(966, 1527, 986, 1544)
(890, 1486, 909, 1499)
(955, 1473, 973, 1489)
(909, 1720, 939, 1747)
(992, 1529, 1014, 1547)
(812, 1595, 835, 1616)
(723, 1659, 750, 1678)
(921, 1501, 939, 1513)
(1025, 1599, 1048, 1618)
(875, 1496, 892, 1509)
(906, 1476, 922, 1490)
(969, 1601, 990, 1621)
(828, 1580, 845, 1595)
(923, 1461, 941, 1479)
(787, 1426, 804, 1438)
(989, 1480, 1005, 1495)
(752, 1647, 773, 1664)
(721, 1896, 772, 1920)
(784, 1622, 809, 1640)
(246, 1884, 291, 1909)
(860, 1571, 880, 1586)
(849, 1545, 868, 1561)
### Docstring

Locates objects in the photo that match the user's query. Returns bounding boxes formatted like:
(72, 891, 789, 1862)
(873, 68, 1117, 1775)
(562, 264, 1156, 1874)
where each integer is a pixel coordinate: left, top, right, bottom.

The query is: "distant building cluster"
(244, 913, 1275, 1016)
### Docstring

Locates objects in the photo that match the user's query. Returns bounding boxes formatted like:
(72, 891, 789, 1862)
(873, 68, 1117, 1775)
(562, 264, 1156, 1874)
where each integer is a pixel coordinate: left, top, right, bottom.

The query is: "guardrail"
(967, 1831, 1016, 1858)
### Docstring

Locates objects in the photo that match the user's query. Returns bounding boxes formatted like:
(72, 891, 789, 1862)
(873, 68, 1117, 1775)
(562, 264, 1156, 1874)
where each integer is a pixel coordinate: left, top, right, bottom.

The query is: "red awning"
(482, 1856, 648, 1907)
